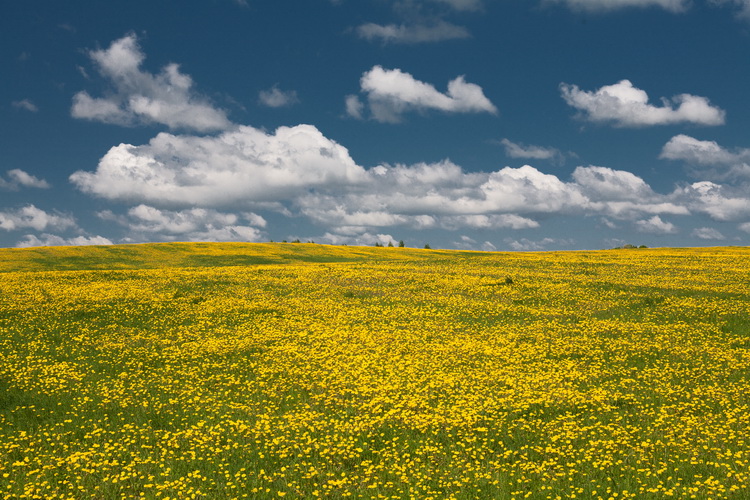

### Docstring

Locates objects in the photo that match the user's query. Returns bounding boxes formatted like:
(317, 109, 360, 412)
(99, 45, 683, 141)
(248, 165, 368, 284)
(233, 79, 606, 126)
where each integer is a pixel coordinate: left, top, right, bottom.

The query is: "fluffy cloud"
(16, 234, 113, 248)
(72, 119, 718, 242)
(355, 21, 470, 44)
(353, 66, 497, 122)
(548, 0, 688, 11)
(635, 215, 677, 234)
(676, 181, 750, 221)
(0, 169, 50, 190)
(560, 80, 725, 127)
(660, 135, 750, 180)
(258, 86, 299, 108)
(71, 34, 231, 132)
(70, 124, 366, 206)
(0, 205, 76, 232)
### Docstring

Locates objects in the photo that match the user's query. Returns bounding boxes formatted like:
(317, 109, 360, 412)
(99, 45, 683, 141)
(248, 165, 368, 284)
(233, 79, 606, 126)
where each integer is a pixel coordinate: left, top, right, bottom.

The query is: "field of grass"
(1, 242, 749, 499)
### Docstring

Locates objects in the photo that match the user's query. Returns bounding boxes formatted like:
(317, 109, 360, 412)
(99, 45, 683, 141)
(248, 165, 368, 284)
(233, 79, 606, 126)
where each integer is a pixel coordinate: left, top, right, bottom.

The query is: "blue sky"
(3, 0, 750, 250)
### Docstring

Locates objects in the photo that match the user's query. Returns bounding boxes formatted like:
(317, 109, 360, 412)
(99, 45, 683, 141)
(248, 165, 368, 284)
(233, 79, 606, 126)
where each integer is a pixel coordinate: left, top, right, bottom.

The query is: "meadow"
(0, 242, 748, 499)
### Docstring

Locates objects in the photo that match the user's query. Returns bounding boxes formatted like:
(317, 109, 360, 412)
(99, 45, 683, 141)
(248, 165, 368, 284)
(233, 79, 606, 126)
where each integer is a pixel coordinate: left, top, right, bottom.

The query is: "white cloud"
(692, 227, 725, 240)
(70, 124, 366, 206)
(73, 121, 737, 242)
(676, 181, 750, 221)
(357, 65, 497, 122)
(572, 166, 653, 201)
(71, 34, 231, 132)
(635, 215, 677, 234)
(16, 234, 113, 248)
(560, 80, 725, 127)
(356, 21, 470, 44)
(0, 205, 76, 232)
(740, 222, 750, 233)
(258, 86, 299, 108)
(548, 0, 689, 11)
(660, 135, 750, 180)
(500, 139, 563, 162)
(1, 169, 50, 190)
(12, 99, 38, 112)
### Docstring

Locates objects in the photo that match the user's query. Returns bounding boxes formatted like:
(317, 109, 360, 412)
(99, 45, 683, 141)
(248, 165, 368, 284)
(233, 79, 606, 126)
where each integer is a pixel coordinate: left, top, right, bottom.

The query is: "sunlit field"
(1, 243, 749, 499)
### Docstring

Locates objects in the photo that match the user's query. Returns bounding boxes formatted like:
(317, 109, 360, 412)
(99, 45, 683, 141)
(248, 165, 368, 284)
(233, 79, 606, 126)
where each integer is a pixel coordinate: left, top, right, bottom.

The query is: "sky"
(3, 0, 750, 251)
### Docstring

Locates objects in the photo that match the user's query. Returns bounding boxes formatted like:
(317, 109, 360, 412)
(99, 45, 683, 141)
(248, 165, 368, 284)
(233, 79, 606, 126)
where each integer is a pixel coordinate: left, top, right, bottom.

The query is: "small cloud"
(499, 138, 564, 163)
(560, 80, 725, 127)
(691, 227, 725, 240)
(1, 169, 50, 190)
(12, 99, 38, 113)
(635, 215, 677, 234)
(345, 95, 364, 119)
(258, 85, 299, 108)
(356, 20, 470, 44)
(505, 237, 573, 251)
(356, 65, 496, 123)
(739, 222, 750, 233)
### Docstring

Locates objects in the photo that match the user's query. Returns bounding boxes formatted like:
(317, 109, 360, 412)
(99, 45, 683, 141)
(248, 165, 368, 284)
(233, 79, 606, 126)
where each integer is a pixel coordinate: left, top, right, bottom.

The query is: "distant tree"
(374, 242, 383, 247)
(387, 241, 394, 247)
(398, 240, 405, 248)
(292, 239, 301, 243)
(424, 243, 431, 249)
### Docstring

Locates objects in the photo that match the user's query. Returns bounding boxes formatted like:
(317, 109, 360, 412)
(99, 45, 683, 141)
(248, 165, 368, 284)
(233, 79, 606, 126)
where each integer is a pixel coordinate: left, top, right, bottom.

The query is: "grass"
(0, 242, 749, 499)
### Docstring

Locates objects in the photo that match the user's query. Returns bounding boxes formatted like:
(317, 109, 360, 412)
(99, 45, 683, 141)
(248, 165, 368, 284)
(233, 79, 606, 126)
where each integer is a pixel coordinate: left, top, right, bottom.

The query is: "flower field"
(1, 242, 749, 499)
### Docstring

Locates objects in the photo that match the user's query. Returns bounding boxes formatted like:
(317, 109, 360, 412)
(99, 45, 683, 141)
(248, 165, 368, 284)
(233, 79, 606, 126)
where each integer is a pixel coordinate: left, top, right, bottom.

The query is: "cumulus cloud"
(635, 215, 677, 234)
(676, 181, 750, 221)
(692, 227, 725, 240)
(70, 124, 366, 206)
(16, 234, 113, 248)
(547, 0, 689, 11)
(72, 118, 719, 242)
(258, 86, 299, 108)
(355, 66, 497, 122)
(560, 80, 725, 127)
(740, 222, 750, 233)
(500, 138, 564, 163)
(0, 169, 50, 190)
(71, 34, 231, 132)
(356, 21, 470, 44)
(12, 99, 38, 112)
(0, 205, 76, 232)
(660, 135, 750, 180)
